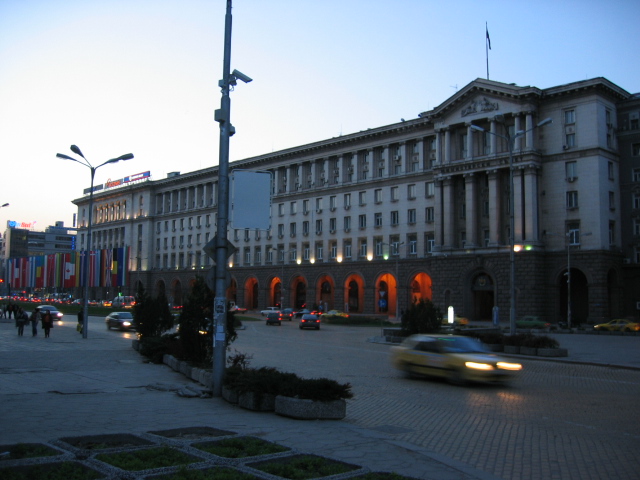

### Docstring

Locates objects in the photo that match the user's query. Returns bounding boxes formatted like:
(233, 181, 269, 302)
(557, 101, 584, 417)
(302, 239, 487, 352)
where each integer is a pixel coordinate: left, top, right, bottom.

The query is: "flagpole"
(486, 22, 490, 80)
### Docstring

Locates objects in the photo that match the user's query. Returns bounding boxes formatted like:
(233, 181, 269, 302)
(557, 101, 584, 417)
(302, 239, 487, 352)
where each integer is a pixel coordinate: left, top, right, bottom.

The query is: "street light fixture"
(56, 145, 133, 338)
(1, 203, 9, 208)
(470, 117, 552, 335)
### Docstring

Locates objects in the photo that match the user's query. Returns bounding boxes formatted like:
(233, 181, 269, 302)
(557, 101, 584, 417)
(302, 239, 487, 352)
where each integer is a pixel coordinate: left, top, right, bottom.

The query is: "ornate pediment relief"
(461, 97, 499, 117)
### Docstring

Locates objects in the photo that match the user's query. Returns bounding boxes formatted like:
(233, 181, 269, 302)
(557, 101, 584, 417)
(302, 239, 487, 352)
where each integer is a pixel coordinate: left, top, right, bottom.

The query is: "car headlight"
(497, 362, 523, 371)
(122, 322, 132, 327)
(465, 362, 494, 371)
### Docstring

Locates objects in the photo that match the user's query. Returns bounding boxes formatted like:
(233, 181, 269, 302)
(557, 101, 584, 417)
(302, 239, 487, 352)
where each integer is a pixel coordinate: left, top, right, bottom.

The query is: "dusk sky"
(1, 0, 638, 230)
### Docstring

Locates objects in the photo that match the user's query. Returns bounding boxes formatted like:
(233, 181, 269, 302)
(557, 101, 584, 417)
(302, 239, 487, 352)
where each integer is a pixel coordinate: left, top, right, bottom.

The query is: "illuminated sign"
(7, 220, 37, 229)
(83, 171, 151, 195)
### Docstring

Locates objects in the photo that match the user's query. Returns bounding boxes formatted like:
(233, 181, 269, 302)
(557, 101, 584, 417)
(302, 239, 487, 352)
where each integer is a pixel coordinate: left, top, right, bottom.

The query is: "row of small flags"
(7, 247, 129, 289)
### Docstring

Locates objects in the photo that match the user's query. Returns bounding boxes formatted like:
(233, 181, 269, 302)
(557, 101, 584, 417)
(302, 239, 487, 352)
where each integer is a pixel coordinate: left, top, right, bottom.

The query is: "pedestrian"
(16, 309, 28, 336)
(30, 309, 40, 337)
(7, 303, 13, 320)
(77, 309, 83, 334)
(41, 311, 53, 338)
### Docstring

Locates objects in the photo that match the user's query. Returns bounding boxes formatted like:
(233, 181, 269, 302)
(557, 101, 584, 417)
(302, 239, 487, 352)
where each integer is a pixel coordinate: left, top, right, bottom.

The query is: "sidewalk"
(0, 316, 637, 480)
(0, 317, 499, 480)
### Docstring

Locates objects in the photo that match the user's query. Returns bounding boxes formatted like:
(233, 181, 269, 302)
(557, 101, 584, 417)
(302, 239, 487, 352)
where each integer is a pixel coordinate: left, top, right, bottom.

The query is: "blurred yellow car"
(320, 310, 349, 319)
(593, 319, 640, 332)
(390, 334, 522, 385)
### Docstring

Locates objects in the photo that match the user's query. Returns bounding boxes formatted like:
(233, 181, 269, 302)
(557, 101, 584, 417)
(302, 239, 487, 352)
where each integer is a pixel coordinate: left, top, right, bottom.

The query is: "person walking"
(16, 308, 28, 336)
(77, 309, 83, 334)
(30, 309, 41, 337)
(42, 311, 53, 338)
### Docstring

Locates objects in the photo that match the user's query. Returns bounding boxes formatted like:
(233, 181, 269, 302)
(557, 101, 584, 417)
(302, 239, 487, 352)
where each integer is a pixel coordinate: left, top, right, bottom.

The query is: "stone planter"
(537, 347, 568, 357)
(519, 346, 538, 356)
(238, 392, 276, 412)
(503, 345, 520, 354)
(221, 386, 239, 405)
(275, 396, 346, 420)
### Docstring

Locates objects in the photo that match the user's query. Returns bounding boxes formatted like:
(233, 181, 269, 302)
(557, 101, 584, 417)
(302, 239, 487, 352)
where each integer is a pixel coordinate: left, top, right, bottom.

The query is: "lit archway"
(409, 272, 433, 304)
(243, 277, 259, 309)
(344, 274, 365, 314)
(292, 276, 307, 309)
(471, 272, 495, 321)
(315, 275, 334, 311)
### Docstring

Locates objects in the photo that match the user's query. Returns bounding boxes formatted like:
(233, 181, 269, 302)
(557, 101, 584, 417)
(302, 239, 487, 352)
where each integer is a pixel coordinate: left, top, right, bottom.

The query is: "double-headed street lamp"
(57, 145, 133, 338)
(470, 117, 552, 335)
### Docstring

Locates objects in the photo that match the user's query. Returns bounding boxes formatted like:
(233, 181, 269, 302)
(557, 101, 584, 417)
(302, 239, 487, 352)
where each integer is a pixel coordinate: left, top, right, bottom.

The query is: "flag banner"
(35, 256, 45, 288)
(486, 25, 491, 49)
(104, 248, 113, 287)
(116, 247, 127, 286)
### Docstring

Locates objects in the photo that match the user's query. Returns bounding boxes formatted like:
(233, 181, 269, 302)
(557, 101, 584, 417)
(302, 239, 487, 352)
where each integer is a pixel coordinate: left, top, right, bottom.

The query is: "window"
(329, 217, 336, 232)
(290, 222, 296, 236)
(565, 133, 576, 148)
(359, 191, 366, 206)
(391, 211, 399, 226)
(609, 221, 615, 246)
(303, 245, 310, 261)
(408, 209, 416, 224)
(407, 184, 416, 199)
(567, 223, 580, 245)
(425, 207, 434, 223)
(290, 201, 297, 215)
(566, 191, 578, 209)
(564, 109, 575, 124)
(244, 248, 251, 264)
(344, 241, 352, 259)
(277, 224, 284, 237)
(315, 219, 323, 234)
(330, 242, 337, 259)
(634, 193, 640, 209)
(634, 219, 640, 236)
(344, 193, 351, 209)
(303, 199, 310, 214)
(374, 189, 382, 203)
(391, 186, 399, 201)
(302, 221, 310, 235)
(425, 182, 435, 197)
(278, 203, 284, 216)
(358, 214, 367, 229)
(344, 216, 351, 231)
(329, 196, 336, 210)
(566, 161, 577, 180)
(315, 197, 323, 212)
(633, 168, 640, 182)
(359, 240, 367, 258)
(255, 248, 262, 264)
(425, 233, 435, 254)
(316, 243, 323, 260)
(460, 133, 467, 158)
(375, 212, 383, 227)
(633, 143, 640, 156)
(609, 191, 615, 210)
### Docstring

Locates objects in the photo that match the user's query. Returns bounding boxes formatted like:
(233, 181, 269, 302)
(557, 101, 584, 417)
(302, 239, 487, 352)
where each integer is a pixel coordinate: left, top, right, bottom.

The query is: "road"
(232, 318, 640, 480)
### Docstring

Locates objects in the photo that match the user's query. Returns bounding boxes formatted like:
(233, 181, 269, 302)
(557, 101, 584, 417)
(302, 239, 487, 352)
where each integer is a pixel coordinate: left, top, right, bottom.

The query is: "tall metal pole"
(82, 168, 96, 339)
(212, 0, 233, 397)
(566, 238, 572, 330)
(507, 139, 516, 336)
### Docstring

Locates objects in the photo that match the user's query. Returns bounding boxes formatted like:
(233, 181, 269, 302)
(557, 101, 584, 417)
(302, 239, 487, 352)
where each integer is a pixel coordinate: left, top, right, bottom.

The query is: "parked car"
(266, 312, 283, 326)
(105, 311, 135, 331)
(35, 305, 64, 325)
(390, 334, 522, 385)
(299, 313, 321, 330)
(261, 307, 280, 316)
(593, 319, 640, 332)
(112, 296, 136, 309)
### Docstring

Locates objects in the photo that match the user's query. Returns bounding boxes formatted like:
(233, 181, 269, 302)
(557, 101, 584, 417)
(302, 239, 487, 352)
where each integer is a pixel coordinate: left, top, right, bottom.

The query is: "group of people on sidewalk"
(14, 308, 55, 337)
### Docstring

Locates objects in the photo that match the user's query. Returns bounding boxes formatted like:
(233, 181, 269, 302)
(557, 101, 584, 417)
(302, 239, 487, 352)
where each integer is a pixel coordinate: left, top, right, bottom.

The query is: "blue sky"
(1, 0, 638, 230)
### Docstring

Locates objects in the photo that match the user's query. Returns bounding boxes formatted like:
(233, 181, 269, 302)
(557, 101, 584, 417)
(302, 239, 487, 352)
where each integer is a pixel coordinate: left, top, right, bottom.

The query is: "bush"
(401, 298, 442, 335)
(132, 284, 174, 339)
(521, 334, 559, 349)
(463, 331, 504, 345)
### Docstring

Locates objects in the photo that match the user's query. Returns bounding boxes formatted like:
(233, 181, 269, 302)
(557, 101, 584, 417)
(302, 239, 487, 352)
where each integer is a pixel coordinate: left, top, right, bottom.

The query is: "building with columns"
(71, 77, 639, 324)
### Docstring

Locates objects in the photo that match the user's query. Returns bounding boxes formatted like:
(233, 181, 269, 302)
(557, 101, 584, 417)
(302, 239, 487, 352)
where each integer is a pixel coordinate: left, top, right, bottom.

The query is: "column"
(380, 146, 389, 178)
(464, 173, 478, 247)
(513, 168, 524, 244)
(442, 177, 455, 249)
(466, 123, 474, 160)
(444, 129, 452, 164)
(525, 112, 534, 150)
(523, 166, 540, 243)
(434, 179, 443, 250)
(514, 115, 523, 152)
(287, 165, 294, 193)
(414, 138, 423, 171)
(487, 170, 501, 246)
(490, 120, 498, 155)
(309, 160, 316, 187)
(434, 130, 442, 165)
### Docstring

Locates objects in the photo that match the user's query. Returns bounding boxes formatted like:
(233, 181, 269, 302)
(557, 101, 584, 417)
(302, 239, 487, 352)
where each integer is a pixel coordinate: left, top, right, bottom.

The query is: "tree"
(401, 298, 442, 335)
(178, 276, 214, 364)
(132, 283, 174, 339)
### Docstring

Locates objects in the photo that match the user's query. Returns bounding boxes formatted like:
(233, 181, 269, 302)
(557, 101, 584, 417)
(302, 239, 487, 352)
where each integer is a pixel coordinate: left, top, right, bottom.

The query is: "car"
(112, 296, 136, 309)
(390, 334, 522, 385)
(280, 308, 294, 320)
(299, 313, 321, 330)
(320, 310, 349, 319)
(35, 305, 64, 325)
(101, 299, 113, 307)
(105, 311, 135, 331)
(261, 307, 280, 316)
(593, 319, 640, 332)
(229, 302, 247, 313)
(266, 312, 283, 326)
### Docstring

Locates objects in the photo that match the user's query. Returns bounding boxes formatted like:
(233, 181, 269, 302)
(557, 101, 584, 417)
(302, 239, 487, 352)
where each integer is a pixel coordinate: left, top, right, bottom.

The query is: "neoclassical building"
(71, 77, 640, 324)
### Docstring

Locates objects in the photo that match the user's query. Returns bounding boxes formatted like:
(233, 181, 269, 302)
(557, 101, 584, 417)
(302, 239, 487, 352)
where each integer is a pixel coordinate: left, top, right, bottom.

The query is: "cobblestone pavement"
(1, 315, 639, 480)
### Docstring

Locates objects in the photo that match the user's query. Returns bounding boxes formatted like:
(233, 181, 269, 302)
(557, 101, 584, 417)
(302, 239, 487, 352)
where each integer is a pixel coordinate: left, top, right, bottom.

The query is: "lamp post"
(471, 117, 552, 335)
(1, 204, 9, 296)
(56, 146, 133, 338)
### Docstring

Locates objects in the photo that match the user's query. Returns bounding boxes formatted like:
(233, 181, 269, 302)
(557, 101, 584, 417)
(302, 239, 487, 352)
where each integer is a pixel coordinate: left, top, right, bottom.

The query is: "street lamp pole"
(56, 146, 133, 338)
(471, 117, 551, 335)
